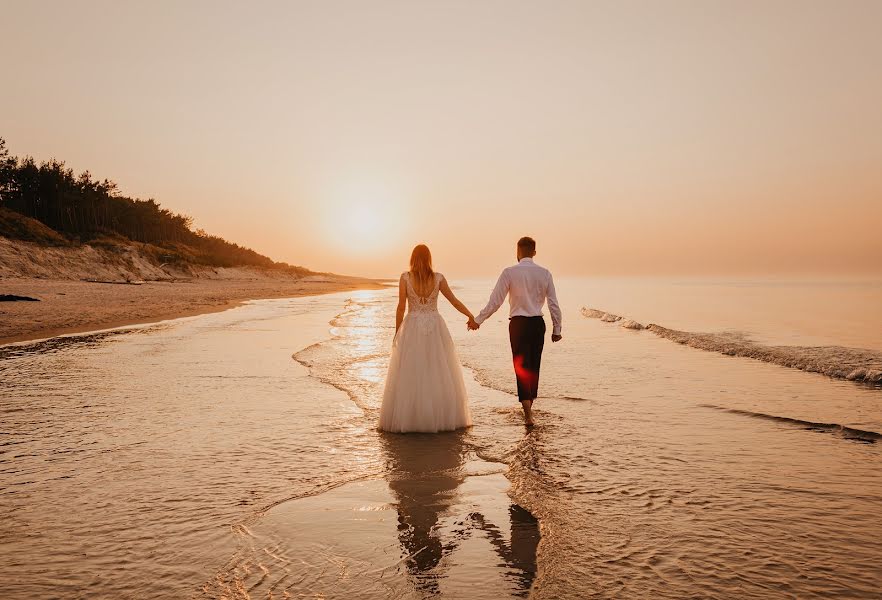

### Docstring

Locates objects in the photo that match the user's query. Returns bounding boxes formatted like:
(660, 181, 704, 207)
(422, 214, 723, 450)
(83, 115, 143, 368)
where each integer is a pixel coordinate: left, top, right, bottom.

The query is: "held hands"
(467, 317, 480, 331)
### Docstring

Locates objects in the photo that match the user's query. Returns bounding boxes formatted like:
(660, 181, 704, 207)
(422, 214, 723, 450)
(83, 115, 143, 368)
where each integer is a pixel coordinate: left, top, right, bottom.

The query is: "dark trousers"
(508, 316, 546, 402)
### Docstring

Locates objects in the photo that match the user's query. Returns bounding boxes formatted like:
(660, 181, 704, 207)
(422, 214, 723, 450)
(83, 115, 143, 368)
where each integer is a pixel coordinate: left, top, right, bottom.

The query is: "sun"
(339, 202, 384, 248)
(320, 181, 408, 255)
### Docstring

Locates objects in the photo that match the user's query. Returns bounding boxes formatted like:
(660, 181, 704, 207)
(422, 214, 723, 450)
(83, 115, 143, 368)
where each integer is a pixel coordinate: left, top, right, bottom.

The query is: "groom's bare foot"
(521, 399, 535, 427)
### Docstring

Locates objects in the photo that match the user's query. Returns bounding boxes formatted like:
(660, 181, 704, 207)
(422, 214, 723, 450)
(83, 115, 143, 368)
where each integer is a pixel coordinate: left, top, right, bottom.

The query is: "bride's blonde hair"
(409, 244, 434, 296)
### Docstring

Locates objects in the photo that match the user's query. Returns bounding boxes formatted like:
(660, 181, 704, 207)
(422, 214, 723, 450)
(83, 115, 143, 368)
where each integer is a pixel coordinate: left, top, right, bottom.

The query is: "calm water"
(1, 277, 881, 598)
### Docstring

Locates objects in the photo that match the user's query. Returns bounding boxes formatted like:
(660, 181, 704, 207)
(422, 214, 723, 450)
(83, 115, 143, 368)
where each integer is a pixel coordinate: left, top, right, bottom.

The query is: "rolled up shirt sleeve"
(546, 272, 562, 335)
(475, 270, 509, 325)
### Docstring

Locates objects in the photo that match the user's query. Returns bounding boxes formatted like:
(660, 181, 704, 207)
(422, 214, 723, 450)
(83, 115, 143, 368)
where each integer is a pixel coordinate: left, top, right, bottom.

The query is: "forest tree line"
(0, 138, 308, 272)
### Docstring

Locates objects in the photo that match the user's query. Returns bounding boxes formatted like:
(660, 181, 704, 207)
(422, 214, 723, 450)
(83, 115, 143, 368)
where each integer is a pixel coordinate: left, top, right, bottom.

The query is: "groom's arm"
(474, 271, 510, 326)
(546, 272, 562, 339)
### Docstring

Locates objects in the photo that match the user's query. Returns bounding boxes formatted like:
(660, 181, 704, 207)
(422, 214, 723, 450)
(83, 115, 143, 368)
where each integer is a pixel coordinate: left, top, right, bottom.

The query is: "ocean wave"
(581, 306, 882, 385)
(580, 307, 642, 329)
(700, 404, 880, 442)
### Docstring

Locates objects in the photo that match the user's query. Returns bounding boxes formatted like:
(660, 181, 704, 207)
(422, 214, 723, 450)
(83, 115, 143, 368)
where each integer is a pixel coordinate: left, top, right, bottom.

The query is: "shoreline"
(0, 276, 388, 346)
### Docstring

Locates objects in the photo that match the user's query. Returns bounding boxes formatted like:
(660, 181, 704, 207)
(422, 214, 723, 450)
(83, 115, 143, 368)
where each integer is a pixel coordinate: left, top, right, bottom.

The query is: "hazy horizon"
(2, 0, 881, 278)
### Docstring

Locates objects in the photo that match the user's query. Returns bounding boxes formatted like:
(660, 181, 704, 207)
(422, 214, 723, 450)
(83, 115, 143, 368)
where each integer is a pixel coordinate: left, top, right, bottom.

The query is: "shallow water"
(1, 278, 881, 598)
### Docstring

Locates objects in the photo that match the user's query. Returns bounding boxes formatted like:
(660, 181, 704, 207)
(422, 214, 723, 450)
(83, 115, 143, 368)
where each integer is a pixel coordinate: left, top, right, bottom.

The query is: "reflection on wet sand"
(475, 504, 540, 592)
(201, 430, 542, 599)
(381, 430, 540, 596)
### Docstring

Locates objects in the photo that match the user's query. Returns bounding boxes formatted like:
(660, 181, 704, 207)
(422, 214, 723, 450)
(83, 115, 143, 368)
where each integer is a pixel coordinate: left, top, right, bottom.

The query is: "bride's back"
(408, 269, 436, 298)
(404, 270, 441, 312)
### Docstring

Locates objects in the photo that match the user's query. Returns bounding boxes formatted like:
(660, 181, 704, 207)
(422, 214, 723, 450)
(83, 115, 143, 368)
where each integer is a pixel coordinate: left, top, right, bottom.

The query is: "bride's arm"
(439, 276, 474, 321)
(395, 274, 407, 333)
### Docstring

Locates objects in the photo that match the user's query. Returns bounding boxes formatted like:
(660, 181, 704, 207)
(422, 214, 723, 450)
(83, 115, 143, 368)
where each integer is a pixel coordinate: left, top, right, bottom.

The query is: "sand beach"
(0, 275, 384, 345)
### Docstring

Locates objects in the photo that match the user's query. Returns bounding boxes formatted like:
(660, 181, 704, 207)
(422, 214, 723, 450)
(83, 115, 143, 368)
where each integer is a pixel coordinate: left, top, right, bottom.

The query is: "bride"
(379, 244, 474, 433)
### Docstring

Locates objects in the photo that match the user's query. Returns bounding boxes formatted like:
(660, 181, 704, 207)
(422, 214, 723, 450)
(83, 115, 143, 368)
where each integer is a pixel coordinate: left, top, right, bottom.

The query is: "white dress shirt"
(474, 257, 562, 335)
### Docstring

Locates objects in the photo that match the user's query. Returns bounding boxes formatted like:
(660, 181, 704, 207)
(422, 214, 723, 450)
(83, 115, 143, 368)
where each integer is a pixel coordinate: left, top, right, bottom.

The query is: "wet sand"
(0, 276, 385, 345)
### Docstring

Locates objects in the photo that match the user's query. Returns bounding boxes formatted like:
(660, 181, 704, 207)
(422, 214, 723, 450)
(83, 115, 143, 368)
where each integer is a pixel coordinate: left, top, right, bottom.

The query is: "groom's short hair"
(517, 236, 536, 254)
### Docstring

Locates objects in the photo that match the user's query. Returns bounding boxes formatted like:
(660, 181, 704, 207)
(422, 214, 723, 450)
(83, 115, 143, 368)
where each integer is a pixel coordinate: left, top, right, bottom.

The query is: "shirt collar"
(518, 257, 534, 264)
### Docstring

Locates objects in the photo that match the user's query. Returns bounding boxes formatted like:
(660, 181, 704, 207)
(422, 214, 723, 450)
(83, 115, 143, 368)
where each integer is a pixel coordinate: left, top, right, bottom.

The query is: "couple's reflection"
(380, 430, 540, 596)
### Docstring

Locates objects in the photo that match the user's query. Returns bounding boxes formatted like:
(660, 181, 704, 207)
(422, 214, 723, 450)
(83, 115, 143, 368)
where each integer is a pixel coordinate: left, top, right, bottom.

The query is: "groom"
(468, 237, 562, 426)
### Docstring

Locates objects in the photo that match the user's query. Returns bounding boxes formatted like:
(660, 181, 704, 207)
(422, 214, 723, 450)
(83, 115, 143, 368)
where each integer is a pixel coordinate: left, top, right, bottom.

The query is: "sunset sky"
(2, 0, 880, 278)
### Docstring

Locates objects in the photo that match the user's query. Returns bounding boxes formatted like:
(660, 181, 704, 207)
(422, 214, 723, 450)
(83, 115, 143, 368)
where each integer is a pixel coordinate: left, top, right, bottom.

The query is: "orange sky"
(2, 1, 880, 278)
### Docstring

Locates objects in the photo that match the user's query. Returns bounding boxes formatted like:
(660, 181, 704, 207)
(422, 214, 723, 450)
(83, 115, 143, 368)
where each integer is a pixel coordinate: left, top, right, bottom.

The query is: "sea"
(2, 276, 881, 599)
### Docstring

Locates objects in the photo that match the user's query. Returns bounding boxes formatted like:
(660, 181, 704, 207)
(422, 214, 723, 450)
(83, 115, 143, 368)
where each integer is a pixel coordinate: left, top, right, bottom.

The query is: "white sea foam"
(581, 307, 623, 323)
(581, 306, 882, 385)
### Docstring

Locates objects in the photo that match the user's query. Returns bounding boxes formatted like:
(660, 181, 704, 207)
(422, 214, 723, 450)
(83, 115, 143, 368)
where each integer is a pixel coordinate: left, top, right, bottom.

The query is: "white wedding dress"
(379, 272, 473, 433)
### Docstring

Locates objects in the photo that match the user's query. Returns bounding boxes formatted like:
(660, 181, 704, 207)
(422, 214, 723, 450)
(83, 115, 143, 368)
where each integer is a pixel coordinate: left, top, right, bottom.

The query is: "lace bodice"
(403, 272, 442, 313)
